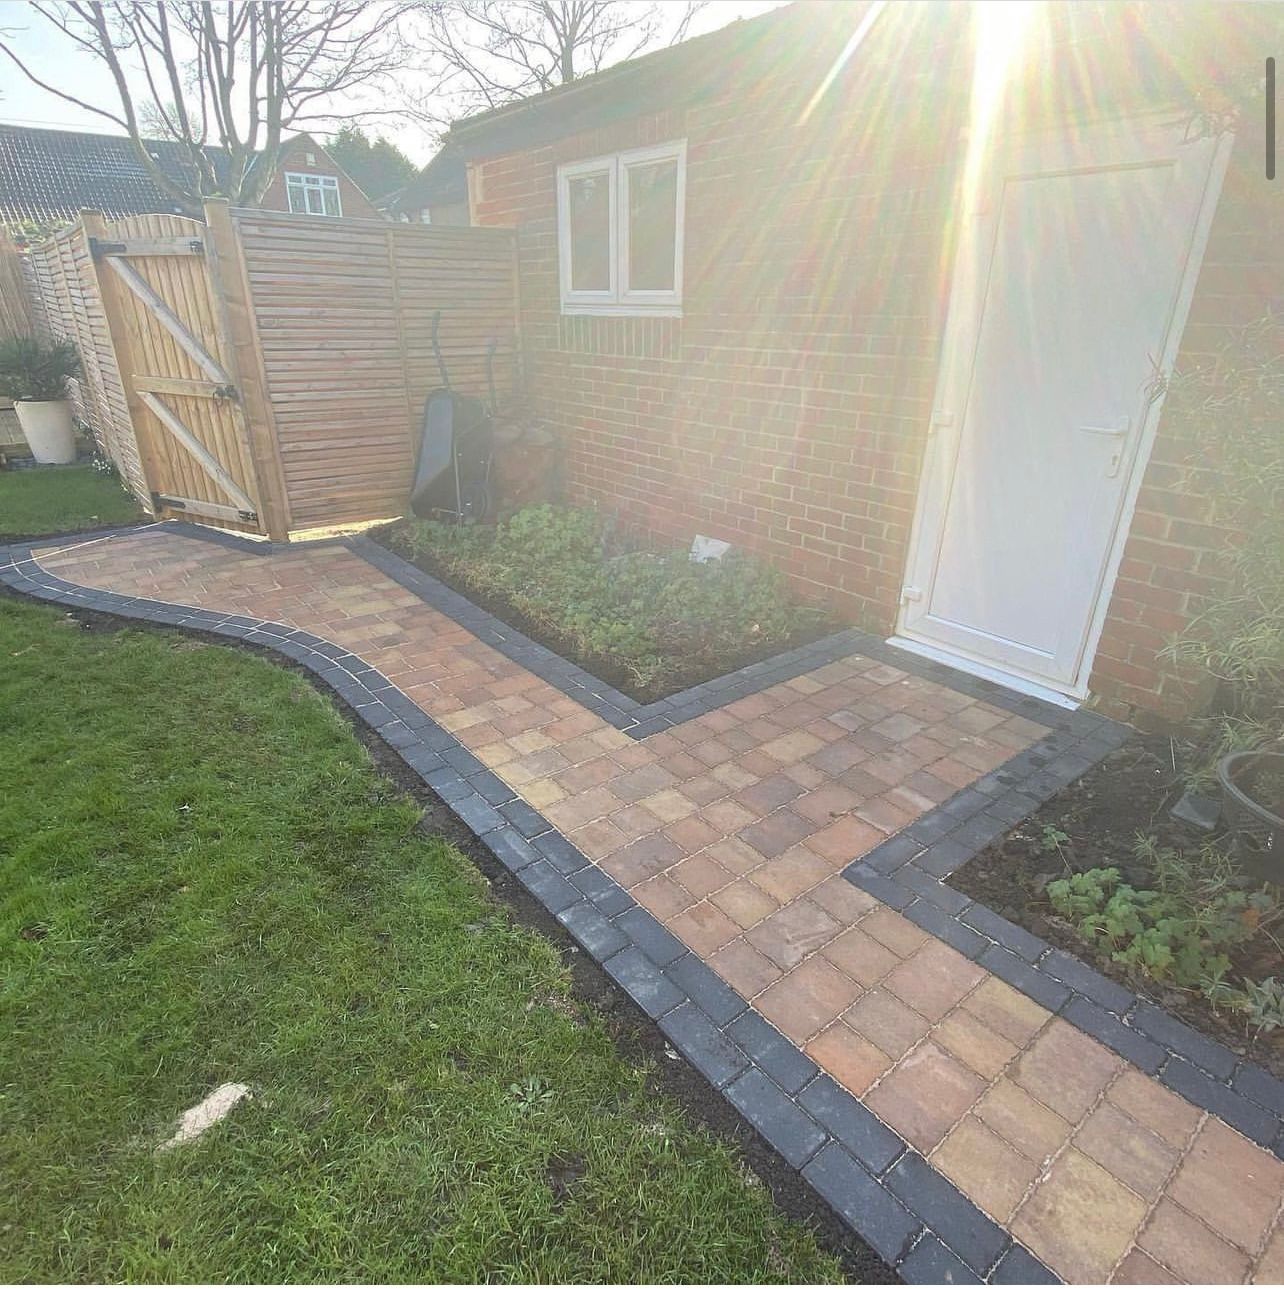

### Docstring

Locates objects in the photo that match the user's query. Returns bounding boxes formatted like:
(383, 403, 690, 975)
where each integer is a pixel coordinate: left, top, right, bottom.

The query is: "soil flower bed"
(954, 735, 1284, 1078)
(376, 504, 838, 704)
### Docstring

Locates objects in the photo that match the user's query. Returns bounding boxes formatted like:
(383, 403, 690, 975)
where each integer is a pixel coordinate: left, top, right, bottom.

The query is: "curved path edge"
(1, 529, 1056, 1286)
(11, 523, 1284, 1285)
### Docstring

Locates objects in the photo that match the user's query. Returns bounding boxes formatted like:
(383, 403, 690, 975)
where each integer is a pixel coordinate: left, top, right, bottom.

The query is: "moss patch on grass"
(0, 598, 845, 1283)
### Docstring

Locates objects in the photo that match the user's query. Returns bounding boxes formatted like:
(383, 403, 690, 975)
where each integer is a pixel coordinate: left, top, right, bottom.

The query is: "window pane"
(287, 179, 306, 214)
(568, 171, 610, 291)
(627, 159, 677, 291)
(322, 183, 340, 216)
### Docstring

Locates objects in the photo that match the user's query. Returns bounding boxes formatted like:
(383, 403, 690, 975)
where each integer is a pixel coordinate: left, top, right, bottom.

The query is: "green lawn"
(0, 464, 142, 537)
(0, 598, 845, 1283)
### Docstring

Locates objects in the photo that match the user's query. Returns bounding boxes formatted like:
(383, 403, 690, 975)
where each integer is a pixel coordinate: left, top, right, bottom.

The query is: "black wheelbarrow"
(409, 311, 497, 523)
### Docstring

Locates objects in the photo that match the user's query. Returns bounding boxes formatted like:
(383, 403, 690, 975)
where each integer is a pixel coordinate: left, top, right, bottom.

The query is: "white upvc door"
(899, 116, 1227, 697)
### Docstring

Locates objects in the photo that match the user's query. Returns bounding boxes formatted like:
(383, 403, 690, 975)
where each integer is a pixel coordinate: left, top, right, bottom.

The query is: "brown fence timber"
(0, 228, 33, 340)
(17, 206, 519, 537)
(22, 220, 150, 504)
(232, 209, 519, 531)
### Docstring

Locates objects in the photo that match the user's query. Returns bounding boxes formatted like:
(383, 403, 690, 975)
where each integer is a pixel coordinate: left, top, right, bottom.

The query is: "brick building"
(0, 126, 379, 229)
(446, 0, 1279, 724)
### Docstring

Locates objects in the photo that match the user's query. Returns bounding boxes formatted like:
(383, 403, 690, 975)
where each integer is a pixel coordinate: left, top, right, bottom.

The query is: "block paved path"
(22, 526, 1284, 1284)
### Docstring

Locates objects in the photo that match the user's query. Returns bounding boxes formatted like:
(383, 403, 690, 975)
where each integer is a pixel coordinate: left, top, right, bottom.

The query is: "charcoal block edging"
(843, 698, 1284, 1145)
(0, 537, 1059, 1285)
(346, 534, 1100, 740)
(11, 529, 1284, 1152)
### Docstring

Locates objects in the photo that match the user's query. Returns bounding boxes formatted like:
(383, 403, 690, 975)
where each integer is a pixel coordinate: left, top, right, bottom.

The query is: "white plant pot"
(14, 399, 77, 465)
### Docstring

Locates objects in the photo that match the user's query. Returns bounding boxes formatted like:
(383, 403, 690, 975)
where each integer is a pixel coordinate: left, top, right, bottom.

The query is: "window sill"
(560, 303, 683, 318)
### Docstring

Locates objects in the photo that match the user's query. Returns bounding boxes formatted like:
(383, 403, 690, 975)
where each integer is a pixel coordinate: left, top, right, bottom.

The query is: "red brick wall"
(257, 137, 380, 220)
(468, 4, 1273, 725)
(473, 5, 968, 623)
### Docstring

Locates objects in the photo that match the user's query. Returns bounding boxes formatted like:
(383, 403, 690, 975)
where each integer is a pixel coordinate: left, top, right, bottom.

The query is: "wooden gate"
(86, 209, 287, 537)
(23, 205, 516, 539)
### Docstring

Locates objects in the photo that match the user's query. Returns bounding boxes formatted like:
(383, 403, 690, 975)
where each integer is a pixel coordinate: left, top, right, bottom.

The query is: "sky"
(0, 0, 786, 166)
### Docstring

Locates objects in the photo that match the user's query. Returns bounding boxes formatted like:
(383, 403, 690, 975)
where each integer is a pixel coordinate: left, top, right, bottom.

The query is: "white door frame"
(896, 114, 1234, 701)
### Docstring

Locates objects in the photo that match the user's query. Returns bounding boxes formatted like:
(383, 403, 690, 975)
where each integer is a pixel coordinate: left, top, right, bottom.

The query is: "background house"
(384, 145, 470, 225)
(445, 0, 1278, 725)
(0, 125, 379, 231)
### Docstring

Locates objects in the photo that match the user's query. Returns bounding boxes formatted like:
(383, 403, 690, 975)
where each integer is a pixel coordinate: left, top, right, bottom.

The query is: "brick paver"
(30, 527, 1284, 1284)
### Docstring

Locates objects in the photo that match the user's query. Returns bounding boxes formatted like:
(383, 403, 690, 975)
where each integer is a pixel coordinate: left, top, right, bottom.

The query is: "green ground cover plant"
(1047, 838, 1284, 1032)
(389, 504, 831, 697)
(0, 597, 845, 1282)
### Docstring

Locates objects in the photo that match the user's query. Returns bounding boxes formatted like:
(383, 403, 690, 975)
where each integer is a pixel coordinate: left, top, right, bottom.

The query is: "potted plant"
(0, 334, 81, 464)
(1220, 751, 1284, 881)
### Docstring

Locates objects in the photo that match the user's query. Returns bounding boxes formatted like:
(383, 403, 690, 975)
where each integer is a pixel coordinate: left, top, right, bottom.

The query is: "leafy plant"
(509, 1075, 554, 1116)
(0, 334, 80, 401)
(395, 504, 827, 691)
(1047, 838, 1284, 1031)
(1046, 867, 1119, 921)
(89, 451, 118, 478)
(1243, 977, 1284, 1034)
(1048, 843, 1277, 988)
(3, 216, 71, 247)
(1039, 825, 1070, 854)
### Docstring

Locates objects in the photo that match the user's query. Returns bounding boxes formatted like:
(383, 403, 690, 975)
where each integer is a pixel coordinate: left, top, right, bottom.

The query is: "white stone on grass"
(157, 1082, 252, 1151)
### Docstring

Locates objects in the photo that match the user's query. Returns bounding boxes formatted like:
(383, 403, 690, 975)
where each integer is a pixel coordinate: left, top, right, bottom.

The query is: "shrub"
(1158, 313, 1283, 775)
(396, 504, 825, 690)
(0, 334, 81, 402)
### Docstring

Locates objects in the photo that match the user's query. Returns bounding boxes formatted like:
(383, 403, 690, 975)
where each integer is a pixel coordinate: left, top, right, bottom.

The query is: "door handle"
(1078, 417, 1132, 476)
(1078, 418, 1131, 437)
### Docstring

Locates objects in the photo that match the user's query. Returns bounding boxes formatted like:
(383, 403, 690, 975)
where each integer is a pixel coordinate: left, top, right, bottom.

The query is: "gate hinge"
(901, 585, 924, 604)
(213, 384, 238, 400)
(88, 237, 126, 260)
(238, 510, 259, 523)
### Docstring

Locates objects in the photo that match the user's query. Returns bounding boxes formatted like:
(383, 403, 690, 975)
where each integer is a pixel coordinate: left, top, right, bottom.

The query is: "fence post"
(384, 225, 416, 453)
(0, 227, 34, 339)
(201, 200, 291, 541)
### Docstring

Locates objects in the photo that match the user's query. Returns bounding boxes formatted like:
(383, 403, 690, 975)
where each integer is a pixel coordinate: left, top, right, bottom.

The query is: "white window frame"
(557, 141, 685, 316)
(285, 171, 342, 217)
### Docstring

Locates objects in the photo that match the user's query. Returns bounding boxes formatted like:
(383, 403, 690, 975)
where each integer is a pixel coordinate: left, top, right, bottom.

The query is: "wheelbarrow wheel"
(459, 479, 493, 524)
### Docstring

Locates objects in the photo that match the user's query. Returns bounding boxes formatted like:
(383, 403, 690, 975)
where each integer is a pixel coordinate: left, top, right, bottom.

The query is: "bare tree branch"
(403, 0, 707, 126)
(0, 0, 412, 213)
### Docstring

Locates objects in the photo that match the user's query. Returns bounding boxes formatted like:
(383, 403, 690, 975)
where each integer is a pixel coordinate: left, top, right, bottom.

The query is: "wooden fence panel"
(235, 210, 517, 530)
(17, 209, 519, 535)
(0, 231, 32, 449)
(23, 223, 150, 507)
